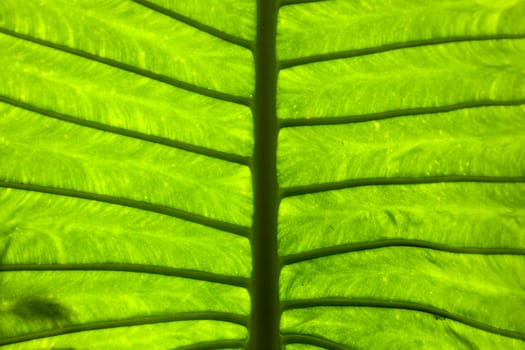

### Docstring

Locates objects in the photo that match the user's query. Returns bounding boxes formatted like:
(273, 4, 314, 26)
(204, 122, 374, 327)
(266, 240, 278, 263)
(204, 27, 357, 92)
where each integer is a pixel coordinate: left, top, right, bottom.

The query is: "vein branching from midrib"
(0, 95, 250, 166)
(0, 28, 250, 106)
(0, 6, 258, 347)
(176, 340, 248, 350)
(132, 0, 253, 50)
(282, 334, 349, 350)
(0, 313, 248, 347)
(279, 34, 525, 69)
(1, 7, 256, 165)
(272, 4, 525, 349)
(280, 0, 329, 6)
(279, 99, 525, 127)
(281, 176, 525, 197)
(250, 0, 280, 349)
(0, 181, 250, 238)
(282, 299, 525, 341)
(0, 263, 248, 288)
(281, 241, 525, 266)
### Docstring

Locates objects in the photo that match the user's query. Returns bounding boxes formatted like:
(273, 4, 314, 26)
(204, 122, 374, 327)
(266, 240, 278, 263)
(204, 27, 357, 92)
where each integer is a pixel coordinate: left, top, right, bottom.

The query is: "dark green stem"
(250, 0, 280, 349)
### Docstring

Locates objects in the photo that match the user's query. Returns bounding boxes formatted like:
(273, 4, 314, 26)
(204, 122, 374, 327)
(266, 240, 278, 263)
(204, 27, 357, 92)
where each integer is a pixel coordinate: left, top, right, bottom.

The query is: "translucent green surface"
(282, 308, 525, 349)
(281, 248, 525, 331)
(0, 0, 254, 96)
(279, 183, 525, 255)
(0, 103, 253, 226)
(277, 0, 525, 60)
(0, 33, 253, 156)
(1, 0, 524, 349)
(1, 271, 248, 338)
(0, 188, 251, 277)
(0, 321, 247, 350)
(278, 39, 525, 120)
(278, 105, 525, 187)
(147, 0, 256, 40)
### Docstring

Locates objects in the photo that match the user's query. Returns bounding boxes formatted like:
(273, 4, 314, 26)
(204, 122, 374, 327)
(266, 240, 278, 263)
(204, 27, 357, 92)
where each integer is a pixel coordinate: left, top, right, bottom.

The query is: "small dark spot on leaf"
(433, 315, 445, 321)
(13, 296, 71, 321)
(385, 210, 397, 225)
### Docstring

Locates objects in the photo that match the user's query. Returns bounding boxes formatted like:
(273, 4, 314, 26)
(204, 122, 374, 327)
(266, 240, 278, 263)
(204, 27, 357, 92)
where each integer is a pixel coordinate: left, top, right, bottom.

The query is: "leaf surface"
(1, 0, 524, 349)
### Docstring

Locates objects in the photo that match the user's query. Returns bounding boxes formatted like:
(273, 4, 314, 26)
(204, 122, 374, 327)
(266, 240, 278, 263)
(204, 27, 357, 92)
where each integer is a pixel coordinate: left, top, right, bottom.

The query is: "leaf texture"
(0, 0, 253, 348)
(276, 0, 525, 348)
(1, 0, 524, 349)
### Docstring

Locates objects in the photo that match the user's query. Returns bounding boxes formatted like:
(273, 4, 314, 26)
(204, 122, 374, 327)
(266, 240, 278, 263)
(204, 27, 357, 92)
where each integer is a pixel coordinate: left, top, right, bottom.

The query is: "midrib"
(250, 0, 280, 349)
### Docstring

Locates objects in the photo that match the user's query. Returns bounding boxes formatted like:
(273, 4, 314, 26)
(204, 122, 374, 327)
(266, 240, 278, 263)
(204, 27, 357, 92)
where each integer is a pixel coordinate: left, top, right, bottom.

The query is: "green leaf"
(1, 0, 524, 349)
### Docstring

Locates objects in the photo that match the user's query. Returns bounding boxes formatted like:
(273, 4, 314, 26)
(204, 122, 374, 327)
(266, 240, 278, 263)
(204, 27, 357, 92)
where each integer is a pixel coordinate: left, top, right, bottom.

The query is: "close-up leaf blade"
(0, 187, 251, 277)
(282, 307, 525, 349)
(0, 0, 255, 97)
(281, 248, 525, 332)
(278, 183, 525, 256)
(1, 0, 524, 349)
(0, 103, 253, 226)
(278, 39, 525, 121)
(135, 0, 257, 42)
(277, 0, 525, 63)
(278, 105, 525, 187)
(0, 320, 247, 350)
